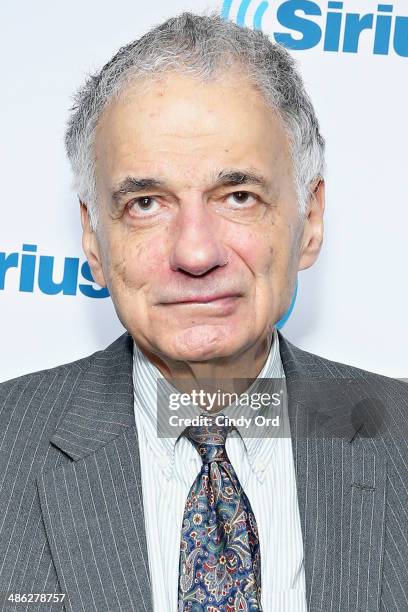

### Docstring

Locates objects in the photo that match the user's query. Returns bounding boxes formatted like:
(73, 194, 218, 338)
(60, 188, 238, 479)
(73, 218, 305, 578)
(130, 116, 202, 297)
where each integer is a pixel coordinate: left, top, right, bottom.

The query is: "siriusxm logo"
(0, 243, 297, 328)
(0, 244, 109, 298)
(221, 1, 408, 55)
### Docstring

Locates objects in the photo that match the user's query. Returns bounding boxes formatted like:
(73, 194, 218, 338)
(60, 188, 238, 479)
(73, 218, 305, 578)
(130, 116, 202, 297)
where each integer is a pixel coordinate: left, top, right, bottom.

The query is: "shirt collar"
(132, 327, 286, 479)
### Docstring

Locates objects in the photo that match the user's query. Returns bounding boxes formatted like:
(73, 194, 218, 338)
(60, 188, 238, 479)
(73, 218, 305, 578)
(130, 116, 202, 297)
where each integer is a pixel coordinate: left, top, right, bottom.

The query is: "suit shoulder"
(311, 350, 406, 390)
(310, 351, 408, 412)
(0, 331, 132, 417)
(0, 331, 131, 389)
(0, 351, 90, 394)
(278, 331, 408, 395)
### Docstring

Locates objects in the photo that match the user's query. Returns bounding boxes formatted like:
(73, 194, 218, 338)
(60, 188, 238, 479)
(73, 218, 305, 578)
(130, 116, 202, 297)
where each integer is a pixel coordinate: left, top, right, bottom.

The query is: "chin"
(163, 325, 242, 362)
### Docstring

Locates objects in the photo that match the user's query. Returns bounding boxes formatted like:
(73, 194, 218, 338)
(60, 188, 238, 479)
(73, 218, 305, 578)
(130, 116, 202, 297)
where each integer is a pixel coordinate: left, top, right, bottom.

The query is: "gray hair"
(64, 11, 325, 231)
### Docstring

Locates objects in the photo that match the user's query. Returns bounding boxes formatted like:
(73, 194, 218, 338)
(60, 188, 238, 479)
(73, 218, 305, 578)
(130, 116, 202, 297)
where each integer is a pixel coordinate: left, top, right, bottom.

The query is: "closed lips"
(165, 293, 241, 304)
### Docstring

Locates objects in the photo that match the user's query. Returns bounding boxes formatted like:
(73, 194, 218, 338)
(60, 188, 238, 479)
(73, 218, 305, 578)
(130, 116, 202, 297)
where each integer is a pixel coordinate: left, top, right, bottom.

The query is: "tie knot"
(184, 421, 232, 464)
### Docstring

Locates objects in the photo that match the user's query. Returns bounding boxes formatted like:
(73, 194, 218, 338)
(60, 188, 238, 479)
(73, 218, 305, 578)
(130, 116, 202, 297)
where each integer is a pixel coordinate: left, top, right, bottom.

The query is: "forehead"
(94, 69, 291, 189)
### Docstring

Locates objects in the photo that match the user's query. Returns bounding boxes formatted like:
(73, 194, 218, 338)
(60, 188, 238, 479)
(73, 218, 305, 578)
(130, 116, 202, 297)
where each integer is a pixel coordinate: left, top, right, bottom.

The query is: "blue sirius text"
(222, 1, 408, 55)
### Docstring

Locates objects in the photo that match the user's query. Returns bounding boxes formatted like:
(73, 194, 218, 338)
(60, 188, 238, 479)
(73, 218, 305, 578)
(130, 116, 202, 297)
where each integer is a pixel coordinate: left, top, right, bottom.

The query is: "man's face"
(84, 68, 321, 363)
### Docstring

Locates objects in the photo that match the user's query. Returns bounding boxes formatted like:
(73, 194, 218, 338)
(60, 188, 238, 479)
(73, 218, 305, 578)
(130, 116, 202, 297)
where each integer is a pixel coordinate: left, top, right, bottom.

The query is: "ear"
(298, 178, 325, 271)
(79, 200, 107, 288)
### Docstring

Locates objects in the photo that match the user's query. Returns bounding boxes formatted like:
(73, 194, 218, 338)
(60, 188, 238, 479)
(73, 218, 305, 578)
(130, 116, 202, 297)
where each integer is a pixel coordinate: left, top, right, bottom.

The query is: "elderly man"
(1, 11, 407, 612)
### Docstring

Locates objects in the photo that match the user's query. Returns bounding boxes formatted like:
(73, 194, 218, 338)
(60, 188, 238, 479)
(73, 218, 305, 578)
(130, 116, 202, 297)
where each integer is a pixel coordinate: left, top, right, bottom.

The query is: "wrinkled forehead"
(93, 68, 293, 196)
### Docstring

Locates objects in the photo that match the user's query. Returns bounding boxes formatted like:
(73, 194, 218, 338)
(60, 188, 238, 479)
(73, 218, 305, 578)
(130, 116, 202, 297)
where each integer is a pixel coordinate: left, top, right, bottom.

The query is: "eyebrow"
(110, 169, 269, 204)
(111, 177, 164, 204)
(212, 169, 268, 189)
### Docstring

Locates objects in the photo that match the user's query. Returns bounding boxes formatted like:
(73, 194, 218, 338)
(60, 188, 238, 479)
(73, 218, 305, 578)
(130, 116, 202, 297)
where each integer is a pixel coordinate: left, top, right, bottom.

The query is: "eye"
(127, 196, 160, 216)
(225, 191, 258, 208)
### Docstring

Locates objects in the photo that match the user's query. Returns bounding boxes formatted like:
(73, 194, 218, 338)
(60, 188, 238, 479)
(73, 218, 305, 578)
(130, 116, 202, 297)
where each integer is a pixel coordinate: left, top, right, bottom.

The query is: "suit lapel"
(278, 331, 387, 611)
(37, 332, 153, 612)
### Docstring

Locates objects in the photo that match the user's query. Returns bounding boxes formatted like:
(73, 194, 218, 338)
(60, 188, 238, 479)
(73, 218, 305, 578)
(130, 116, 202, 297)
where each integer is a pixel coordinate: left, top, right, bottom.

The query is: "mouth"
(163, 292, 242, 305)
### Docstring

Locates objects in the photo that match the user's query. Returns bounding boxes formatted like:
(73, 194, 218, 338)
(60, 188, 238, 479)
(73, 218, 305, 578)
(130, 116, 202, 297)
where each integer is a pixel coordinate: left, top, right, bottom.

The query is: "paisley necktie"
(178, 421, 262, 611)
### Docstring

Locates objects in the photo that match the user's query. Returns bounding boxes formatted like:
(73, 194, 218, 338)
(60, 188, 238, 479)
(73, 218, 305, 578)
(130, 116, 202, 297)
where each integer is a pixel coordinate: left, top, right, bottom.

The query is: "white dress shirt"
(132, 327, 307, 611)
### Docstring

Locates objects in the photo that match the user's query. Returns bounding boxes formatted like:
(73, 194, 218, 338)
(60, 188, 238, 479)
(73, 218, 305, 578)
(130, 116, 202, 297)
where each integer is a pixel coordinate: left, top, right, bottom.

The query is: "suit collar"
(41, 332, 153, 611)
(49, 331, 135, 461)
(278, 329, 362, 442)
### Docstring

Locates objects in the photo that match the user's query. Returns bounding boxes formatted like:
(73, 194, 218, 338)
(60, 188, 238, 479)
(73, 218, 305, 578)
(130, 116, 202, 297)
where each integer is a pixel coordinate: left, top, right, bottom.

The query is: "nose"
(169, 199, 228, 276)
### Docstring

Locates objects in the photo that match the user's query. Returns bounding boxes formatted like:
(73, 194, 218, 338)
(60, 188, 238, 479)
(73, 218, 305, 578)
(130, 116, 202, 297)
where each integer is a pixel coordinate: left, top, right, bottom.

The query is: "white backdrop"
(1, 0, 407, 382)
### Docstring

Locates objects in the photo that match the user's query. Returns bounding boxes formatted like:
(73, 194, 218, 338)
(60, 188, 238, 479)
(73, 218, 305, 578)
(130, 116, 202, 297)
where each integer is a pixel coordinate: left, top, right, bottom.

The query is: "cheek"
(106, 231, 166, 293)
(231, 220, 292, 278)
(227, 225, 270, 271)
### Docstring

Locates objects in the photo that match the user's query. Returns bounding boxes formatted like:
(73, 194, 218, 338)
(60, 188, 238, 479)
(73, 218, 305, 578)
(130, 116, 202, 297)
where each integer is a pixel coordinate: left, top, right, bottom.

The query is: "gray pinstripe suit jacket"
(1, 330, 407, 612)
